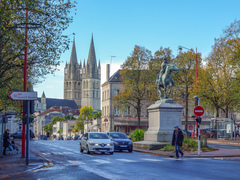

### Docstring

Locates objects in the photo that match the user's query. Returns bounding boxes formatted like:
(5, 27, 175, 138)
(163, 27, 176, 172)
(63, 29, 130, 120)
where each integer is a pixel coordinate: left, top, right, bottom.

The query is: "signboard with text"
(8, 91, 37, 101)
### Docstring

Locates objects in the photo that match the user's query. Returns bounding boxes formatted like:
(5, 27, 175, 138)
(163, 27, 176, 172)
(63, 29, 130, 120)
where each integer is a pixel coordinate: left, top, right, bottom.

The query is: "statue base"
(144, 101, 183, 142)
(155, 98, 174, 104)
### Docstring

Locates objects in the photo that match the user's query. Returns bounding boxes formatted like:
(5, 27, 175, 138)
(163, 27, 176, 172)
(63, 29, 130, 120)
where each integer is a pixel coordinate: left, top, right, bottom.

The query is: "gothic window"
(78, 82, 80, 90)
(86, 81, 88, 89)
(96, 91, 98, 98)
(69, 82, 71, 88)
(66, 82, 68, 89)
(93, 82, 95, 89)
(93, 91, 95, 97)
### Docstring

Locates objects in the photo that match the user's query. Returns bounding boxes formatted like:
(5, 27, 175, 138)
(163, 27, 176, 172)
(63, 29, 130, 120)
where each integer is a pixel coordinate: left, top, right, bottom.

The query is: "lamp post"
(178, 45, 200, 156)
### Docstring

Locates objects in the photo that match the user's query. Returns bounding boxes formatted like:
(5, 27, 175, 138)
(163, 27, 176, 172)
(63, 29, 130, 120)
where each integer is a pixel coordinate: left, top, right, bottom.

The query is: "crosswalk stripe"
(141, 158, 163, 161)
(68, 160, 85, 165)
(91, 159, 111, 164)
(116, 159, 138, 162)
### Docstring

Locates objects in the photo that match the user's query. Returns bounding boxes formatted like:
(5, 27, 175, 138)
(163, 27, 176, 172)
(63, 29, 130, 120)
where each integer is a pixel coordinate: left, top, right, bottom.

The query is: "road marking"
(116, 159, 138, 162)
(68, 160, 85, 165)
(91, 159, 111, 164)
(141, 158, 163, 162)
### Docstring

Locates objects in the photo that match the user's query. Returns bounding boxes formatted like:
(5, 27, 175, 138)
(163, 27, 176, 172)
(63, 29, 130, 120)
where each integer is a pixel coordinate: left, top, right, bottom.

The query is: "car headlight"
(107, 143, 114, 146)
(89, 142, 95, 146)
(113, 141, 119, 145)
(128, 141, 132, 145)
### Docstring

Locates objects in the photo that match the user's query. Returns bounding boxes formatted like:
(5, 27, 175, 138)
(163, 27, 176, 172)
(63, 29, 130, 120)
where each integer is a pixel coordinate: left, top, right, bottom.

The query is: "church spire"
(87, 34, 97, 70)
(70, 37, 78, 65)
(83, 59, 85, 68)
(98, 59, 101, 69)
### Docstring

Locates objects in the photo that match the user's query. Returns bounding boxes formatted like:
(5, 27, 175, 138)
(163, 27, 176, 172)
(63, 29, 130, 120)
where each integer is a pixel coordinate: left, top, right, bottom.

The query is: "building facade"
(101, 65, 149, 134)
(64, 35, 101, 111)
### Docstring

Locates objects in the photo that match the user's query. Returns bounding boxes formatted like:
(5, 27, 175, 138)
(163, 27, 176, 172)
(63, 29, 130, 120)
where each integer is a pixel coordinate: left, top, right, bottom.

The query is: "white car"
(80, 132, 114, 154)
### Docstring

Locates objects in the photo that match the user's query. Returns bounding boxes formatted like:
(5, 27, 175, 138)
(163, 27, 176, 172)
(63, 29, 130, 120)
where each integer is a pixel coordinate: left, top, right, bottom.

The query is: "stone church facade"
(64, 35, 101, 111)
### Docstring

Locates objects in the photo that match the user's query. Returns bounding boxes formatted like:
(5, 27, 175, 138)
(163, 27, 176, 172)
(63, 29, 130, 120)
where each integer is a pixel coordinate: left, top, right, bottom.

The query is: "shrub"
(129, 129, 146, 142)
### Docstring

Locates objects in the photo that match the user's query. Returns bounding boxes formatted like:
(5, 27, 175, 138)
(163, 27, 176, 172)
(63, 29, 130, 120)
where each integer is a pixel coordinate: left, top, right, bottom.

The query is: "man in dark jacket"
(3, 129, 10, 155)
(172, 126, 184, 159)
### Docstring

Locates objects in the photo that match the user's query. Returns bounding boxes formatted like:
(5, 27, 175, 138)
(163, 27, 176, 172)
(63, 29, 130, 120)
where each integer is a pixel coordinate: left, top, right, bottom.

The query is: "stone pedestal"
(144, 101, 183, 142)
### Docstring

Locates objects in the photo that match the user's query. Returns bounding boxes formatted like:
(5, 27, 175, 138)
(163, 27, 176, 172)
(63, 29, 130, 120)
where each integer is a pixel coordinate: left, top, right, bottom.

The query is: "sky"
(34, 0, 240, 99)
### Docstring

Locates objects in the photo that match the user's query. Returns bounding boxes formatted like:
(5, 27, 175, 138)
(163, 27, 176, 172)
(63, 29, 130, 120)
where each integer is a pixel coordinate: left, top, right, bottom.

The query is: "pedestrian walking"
(3, 129, 10, 155)
(172, 126, 184, 159)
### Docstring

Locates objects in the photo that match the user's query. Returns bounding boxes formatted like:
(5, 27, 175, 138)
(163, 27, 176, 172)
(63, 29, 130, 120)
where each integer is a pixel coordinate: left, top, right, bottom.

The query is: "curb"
(133, 149, 240, 158)
(207, 141, 240, 145)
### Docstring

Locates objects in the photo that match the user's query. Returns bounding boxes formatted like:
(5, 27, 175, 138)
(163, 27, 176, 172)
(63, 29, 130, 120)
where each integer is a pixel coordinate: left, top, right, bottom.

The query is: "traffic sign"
(194, 106, 204, 116)
(8, 91, 37, 101)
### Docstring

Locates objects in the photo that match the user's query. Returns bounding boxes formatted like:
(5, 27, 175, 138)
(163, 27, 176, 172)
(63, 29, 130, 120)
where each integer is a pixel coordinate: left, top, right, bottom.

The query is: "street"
(6, 140, 239, 180)
(208, 143, 240, 150)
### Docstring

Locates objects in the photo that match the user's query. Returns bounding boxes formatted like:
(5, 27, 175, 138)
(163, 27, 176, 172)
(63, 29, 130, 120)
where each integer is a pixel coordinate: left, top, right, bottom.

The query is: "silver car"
(80, 132, 114, 154)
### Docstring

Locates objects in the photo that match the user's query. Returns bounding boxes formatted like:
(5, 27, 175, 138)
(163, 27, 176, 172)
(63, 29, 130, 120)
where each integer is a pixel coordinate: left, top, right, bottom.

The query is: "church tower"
(81, 35, 101, 111)
(63, 35, 101, 111)
(64, 37, 82, 107)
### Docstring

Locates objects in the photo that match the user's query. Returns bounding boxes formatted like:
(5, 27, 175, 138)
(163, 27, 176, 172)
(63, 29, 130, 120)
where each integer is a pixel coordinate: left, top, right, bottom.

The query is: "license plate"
(99, 149, 107, 152)
(120, 145, 127, 147)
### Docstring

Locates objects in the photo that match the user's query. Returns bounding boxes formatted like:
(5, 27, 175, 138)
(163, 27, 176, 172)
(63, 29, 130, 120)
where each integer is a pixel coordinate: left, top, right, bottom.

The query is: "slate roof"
(102, 69, 121, 86)
(37, 98, 79, 110)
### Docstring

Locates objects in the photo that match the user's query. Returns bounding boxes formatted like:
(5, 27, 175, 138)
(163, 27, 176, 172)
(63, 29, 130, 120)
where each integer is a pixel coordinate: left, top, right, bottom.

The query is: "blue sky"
(34, 0, 240, 98)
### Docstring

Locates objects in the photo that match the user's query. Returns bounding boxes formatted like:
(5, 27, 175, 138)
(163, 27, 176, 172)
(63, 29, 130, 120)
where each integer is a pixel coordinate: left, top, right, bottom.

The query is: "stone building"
(64, 35, 101, 111)
(101, 65, 149, 134)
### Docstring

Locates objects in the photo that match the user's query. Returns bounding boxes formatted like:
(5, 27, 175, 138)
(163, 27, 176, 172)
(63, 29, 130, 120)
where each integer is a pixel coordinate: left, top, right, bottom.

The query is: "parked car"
(73, 135, 80, 140)
(11, 130, 35, 139)
(38, 135, 47, 140)
(66, 136, 72, 140)
(107, 132, 133, 152)
(200, 129, 214, 138)
(80, 132, 114, 154)
(79, 134, 83, 140)
(182, 130, 192, 138)
(57, 136, 64, 140)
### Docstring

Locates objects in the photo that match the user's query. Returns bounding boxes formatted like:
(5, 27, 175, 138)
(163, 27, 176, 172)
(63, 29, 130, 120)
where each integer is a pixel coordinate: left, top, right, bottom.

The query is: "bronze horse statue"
(156, 63, 179, 99)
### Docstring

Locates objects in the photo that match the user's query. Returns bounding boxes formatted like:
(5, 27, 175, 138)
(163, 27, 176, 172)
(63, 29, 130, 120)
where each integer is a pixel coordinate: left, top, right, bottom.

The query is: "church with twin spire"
(64, 35, 101, 111)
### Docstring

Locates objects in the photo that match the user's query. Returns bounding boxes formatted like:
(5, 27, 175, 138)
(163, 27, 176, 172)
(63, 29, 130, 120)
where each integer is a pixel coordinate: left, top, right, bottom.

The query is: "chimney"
(106, 64, 110, 82)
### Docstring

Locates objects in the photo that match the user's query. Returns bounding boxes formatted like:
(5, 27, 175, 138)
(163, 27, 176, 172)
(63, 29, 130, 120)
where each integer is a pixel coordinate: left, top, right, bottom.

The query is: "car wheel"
(86, 145, 90, 154)
(128, 148, 133, 153)
(80, 144, 83, 153)
(109, 152, 114, 155)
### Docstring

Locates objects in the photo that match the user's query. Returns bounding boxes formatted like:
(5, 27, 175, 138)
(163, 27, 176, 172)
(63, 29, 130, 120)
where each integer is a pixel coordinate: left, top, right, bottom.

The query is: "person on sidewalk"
(3, 129, 10, 155)
(172, 126, 184, 159)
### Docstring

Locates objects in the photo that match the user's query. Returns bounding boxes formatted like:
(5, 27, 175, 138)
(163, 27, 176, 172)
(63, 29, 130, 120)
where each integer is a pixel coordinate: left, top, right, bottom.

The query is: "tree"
(113, 45, 157, 128)
(93, 111, 101, 118)
(0, 0, 77, 89)
(72, 106, 93, 132)
(174, 51, 202, 130)
(151, 47, 174, 70)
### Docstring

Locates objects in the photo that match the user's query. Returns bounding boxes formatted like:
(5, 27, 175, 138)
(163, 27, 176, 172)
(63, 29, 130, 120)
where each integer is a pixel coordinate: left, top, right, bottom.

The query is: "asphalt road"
(208, 143, 240, 149)
(9, 140, 240, 180)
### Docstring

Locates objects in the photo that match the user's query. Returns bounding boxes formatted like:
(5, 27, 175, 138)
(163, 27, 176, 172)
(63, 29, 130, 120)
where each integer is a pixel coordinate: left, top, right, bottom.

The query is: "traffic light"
(23, 100, 34, 114)
(23, 117, 34, 124)
(194, 96, 199, 106)
(195, 117, 202, 124)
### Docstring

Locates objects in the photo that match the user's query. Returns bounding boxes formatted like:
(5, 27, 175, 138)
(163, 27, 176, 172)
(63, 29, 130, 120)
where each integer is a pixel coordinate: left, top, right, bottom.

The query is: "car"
(57, 136, 64, 140)
(79, 134, 83, 140)
(73, 135, 80, 140)
(200, 129, 214, 138)
(80, 132, 114, 154)
(38, 135, 47, 140)
(11, 130, 35, 139)
(182, 130, 192, 138)
(107, 132, 133, 152)
(66, 136, 72, 140)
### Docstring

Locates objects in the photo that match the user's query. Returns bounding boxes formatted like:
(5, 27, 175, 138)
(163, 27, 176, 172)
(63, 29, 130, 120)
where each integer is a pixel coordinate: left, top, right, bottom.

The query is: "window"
(125, 106, 131, 115)
(93, 91, 95, 97)
(114, 107, 120, 115)
(113, 89, 119, 96)
(64, 69, 67, 74)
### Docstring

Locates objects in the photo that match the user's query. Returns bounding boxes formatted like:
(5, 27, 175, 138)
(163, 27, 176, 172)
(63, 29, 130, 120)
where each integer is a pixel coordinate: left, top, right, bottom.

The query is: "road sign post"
(194, 106, 205, 156)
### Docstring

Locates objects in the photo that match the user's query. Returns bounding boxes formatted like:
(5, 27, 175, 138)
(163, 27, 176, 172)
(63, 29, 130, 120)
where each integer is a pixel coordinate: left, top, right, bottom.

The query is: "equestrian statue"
(156, 56, 179, 99)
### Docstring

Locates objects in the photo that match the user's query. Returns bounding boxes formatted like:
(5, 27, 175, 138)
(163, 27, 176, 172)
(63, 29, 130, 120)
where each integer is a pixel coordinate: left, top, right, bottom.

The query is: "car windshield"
(109, 133, 128, 139)
(89, 133, 109, 139)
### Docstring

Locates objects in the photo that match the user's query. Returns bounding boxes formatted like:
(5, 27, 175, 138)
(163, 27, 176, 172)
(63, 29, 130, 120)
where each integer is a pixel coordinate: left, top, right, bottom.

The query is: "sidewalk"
(133, 139, 240, 160)
(0, 141, 47, 179)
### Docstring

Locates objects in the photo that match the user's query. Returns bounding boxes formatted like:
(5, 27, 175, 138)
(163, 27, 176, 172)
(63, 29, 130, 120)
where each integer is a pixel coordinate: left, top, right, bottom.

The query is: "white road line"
(116, 159, 138, 162)
(91, 159, 111, 164)
(67, 160, 85, 165)
(141, 158, 163, 162)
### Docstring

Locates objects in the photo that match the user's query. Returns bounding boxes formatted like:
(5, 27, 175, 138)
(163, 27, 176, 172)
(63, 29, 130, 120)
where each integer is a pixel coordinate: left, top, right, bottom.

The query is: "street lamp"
(178, 45, 200, 156)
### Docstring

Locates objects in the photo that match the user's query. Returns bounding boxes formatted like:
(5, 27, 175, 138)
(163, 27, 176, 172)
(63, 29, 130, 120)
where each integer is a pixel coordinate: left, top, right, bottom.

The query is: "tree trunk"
(225, 105, 229, 118)
(185, 86, 189, 131)
(214, 106, 220, 138)
(137, 100, 141, 129)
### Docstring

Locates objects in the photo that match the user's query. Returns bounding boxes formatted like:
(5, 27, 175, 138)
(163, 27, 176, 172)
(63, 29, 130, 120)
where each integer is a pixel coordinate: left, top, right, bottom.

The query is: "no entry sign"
(194, 106, 204, 116)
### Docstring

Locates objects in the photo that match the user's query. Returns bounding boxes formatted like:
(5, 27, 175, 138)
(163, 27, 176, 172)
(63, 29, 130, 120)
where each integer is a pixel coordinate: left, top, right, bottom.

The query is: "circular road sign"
(194, 106, 204, 116)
